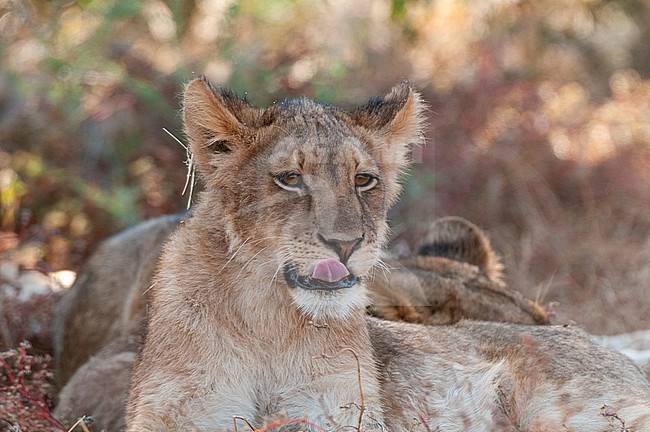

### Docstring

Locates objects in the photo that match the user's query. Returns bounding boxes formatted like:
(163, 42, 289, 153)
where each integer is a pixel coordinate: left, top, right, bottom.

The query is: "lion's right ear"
(182, 77, 259, 176)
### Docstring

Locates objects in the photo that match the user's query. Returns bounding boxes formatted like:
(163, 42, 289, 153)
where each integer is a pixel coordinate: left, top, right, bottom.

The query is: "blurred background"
(1, 0, 650, 347)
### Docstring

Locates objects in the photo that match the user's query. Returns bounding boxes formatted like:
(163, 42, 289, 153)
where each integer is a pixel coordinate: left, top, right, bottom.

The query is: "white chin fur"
(290, 283, 369, 320)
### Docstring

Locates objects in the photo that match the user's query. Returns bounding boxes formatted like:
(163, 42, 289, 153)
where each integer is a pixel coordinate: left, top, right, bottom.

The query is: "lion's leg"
(127, 393, 259, 432)
(54, 348, 134, 431)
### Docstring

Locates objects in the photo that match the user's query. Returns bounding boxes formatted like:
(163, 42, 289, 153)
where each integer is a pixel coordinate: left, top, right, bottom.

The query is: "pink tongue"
(312, 258, 350, 283)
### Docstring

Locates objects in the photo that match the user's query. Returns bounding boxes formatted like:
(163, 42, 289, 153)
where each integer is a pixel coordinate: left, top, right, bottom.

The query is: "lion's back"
(53, 212, 185, 388)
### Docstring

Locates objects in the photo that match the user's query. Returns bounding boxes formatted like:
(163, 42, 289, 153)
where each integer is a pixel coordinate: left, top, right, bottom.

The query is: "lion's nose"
(317, 234, 363, 264)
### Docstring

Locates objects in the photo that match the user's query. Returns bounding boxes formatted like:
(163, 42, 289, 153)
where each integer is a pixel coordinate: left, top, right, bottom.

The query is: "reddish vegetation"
(0, 342, 64, 431)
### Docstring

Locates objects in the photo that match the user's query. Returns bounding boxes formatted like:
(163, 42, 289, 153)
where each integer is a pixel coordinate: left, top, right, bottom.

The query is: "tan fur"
(368, 217, 548, 326)
(54, 80, 648, 431)
(123, 79, 649, 430)
(125, 78, 421, 430)
(54, 338, 138, 431)
(52, 214, 185, 431)
(53, 216, 548, 430)
(52, 213, 184, 388)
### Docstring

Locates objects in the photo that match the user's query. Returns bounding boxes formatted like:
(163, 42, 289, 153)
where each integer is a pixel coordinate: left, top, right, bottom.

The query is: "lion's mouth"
(283, 262, 359, 291)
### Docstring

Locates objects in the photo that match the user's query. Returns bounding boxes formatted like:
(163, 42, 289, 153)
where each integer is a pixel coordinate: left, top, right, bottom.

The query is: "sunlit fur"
(125, 78, 650, 432)
(126, 78, 424, 430)
(53, 214, 553, 430)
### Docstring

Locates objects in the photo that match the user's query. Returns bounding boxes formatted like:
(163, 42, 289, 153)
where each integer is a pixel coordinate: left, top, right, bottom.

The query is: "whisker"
(220, 236, 290, 276)
(143, 281, 158, 296)
(368, 254, 394, 281)
(269, 258, 289, 290)
(268, 248, 293, 286)
(254, 247, 291, 270)
(237, 247, 268, 278)
(219, 236, 252, 274)
(247, 235, 285, 244)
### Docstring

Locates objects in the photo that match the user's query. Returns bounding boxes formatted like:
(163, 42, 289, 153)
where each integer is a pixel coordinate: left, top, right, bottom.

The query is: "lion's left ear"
(352, 81, 426, 172)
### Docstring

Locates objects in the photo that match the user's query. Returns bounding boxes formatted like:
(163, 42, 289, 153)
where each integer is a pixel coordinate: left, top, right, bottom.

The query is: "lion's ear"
(182, 77, 259, 176)
(418, 217, 505, 284)
(352, 81, 426, 172)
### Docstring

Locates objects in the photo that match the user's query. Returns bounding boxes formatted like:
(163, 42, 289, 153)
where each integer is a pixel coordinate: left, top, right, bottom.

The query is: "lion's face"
(247, 126, 390, 319)
(183, 78, 424, 319)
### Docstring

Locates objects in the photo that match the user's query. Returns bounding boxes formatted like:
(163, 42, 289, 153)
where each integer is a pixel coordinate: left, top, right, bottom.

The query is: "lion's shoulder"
(53, 212, 186, 388)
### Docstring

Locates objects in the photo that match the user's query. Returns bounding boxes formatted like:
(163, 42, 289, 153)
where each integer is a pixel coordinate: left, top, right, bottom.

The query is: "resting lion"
(54, 79, 648, 431)
(53, 216, 548, 430)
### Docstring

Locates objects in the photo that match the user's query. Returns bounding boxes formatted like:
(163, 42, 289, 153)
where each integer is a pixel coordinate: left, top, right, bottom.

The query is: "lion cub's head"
(182, 78, 424, 319)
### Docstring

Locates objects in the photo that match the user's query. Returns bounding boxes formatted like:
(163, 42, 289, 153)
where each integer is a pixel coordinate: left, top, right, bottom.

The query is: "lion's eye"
(354, 173, 377, 191)
(274, 172, 303, 190)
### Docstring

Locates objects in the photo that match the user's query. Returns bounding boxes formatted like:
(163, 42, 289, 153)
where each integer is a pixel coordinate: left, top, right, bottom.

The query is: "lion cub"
(126, 78, 650, 431)
(368, 216, 548, 326)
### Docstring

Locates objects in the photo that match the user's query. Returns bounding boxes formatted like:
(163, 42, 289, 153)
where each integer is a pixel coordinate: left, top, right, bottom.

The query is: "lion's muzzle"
(283, 263, 358, 291)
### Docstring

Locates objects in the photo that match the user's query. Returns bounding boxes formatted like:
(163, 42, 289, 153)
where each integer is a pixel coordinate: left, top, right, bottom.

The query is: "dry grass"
(393, 80, 650, 337)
